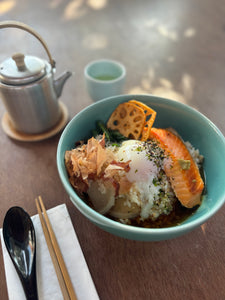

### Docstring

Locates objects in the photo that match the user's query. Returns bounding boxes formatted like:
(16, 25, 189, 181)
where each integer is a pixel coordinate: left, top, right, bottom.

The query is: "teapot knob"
(12, 53, 27, 71)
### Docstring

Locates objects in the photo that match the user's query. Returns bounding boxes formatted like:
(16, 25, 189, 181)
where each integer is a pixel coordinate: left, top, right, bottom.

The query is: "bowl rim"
(57, 94, 225, 236)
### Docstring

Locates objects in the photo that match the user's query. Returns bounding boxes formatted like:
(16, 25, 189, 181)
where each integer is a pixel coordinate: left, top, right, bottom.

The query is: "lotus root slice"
(107, 102, 145, 139)
(129, 100, 157, 141)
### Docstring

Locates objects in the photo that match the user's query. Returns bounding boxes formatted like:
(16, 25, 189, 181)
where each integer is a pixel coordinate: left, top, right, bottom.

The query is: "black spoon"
(3, 206, 38, 300)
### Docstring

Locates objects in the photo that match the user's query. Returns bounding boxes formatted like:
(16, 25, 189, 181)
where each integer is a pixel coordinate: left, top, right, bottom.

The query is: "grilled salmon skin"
(150, 128, 204, 208)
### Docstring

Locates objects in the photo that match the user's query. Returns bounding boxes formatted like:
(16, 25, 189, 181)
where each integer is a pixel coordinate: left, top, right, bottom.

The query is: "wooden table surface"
(1, 0, 225, 299)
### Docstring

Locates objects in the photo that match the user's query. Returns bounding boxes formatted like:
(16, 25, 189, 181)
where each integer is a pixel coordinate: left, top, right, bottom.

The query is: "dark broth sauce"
(82, 178, 205, 229)
(83, 193, 201, 228)
(112, 168, 205, 228)
(122, 200, 198, 228)
(111, 168, 206, 228)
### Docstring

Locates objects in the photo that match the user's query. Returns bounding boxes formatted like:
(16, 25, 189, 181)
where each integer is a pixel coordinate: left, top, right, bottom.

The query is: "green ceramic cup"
(84, 59, 126, 101)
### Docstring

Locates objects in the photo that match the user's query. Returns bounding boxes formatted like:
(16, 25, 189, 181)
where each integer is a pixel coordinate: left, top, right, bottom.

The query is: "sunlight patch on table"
(152, 87, 186, 103)
(201, 223, 207, 235)
(159, 78, 173, 89)
(63, 0, 86, 20)
(62, 0, 107, 19)
(128, 85, 187, 104)
(141, 78, 151, 91)
(136, 18, 179, 42)
(0, 0, 15, 15)
(167, 56, 175, 63)
(181, 73, 194, 101)
(49, 0, 64, 8)
(127, 67, 194, 104)
(144, 18, 158, 28)
(87, 0, 107, 10)
(143, 19, 196, 43)
(147, 67, 155, 82)
(184, 27, 196, 38)
(157, 25, 178, 41)
(82, 33, 108, 49)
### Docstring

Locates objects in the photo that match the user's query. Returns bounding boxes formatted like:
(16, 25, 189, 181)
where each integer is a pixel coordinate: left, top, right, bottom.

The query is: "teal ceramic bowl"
(57, 94, 225, 241)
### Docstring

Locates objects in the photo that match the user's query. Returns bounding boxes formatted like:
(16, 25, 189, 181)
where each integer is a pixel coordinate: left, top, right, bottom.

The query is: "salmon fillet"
(150, 128, 204, 208)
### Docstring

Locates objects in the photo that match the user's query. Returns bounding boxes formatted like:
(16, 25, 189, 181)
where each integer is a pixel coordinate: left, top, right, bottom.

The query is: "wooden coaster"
(1, 101, 69, 142)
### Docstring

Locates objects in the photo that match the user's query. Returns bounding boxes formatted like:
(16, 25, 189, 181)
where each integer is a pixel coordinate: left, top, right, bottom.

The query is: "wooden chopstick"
(35, 196, 77, 300)
(35, 198, 70, 300)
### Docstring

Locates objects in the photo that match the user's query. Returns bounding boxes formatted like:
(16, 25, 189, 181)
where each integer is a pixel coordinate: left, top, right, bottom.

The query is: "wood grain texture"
(1, 0, 225, 299)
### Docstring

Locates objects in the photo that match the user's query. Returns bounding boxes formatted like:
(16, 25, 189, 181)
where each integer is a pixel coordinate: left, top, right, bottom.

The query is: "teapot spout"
(54, 71, 72, 98)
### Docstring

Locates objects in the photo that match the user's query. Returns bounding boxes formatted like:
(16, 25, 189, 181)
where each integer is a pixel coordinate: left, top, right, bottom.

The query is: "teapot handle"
(0, 20, 56, 68)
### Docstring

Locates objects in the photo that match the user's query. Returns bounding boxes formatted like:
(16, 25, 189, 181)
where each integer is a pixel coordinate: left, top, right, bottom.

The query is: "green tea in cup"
(94, 75, 118, 81)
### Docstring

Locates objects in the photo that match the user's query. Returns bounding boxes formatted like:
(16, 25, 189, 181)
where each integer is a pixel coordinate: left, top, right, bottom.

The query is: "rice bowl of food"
(57, 94, 225, 241)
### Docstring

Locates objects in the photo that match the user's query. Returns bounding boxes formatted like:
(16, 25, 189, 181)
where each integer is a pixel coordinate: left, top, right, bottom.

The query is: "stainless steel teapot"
(0, 21, 72, 134)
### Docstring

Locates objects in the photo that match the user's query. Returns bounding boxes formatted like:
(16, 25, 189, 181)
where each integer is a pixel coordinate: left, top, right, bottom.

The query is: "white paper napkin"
(0, 204, 99, 300)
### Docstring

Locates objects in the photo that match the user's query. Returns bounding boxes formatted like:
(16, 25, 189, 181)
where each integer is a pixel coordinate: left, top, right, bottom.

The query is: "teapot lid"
(0, 53, 46, 85)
